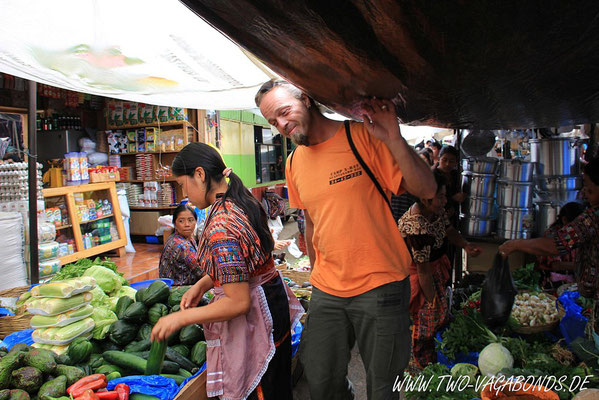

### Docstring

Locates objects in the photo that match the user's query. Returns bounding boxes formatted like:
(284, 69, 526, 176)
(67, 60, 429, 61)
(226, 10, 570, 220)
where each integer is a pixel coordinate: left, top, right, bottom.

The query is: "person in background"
(152, 143, 303, 400)
(499, 159, 599, 335)
(537, 202, 585, 289)
(430, 141, 442, 165)
(158, 204, 201, 286)
(435, 145, 465, 224)
(398, 170, 482, 369)
(256, 79, 436, 400)
(418, 148, 434, 166)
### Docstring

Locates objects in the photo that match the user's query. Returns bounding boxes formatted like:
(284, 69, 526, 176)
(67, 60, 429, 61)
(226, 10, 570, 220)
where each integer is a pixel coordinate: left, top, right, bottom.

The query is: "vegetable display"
(511, 292, 560, 328)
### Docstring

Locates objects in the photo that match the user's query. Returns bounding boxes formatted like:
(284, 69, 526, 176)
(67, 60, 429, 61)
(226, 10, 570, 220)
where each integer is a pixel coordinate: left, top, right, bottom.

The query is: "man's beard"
(291, 132, 310, 146)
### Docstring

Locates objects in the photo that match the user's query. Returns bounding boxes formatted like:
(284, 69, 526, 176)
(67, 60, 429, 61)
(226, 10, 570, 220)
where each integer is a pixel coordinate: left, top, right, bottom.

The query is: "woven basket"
(0, 286, 32, 339)
(280, 270, 311, 285)
(512, 292, 566, 335)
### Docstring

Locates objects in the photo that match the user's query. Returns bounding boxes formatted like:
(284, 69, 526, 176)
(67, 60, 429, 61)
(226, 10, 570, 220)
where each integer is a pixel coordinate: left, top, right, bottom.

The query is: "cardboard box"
(129, 211, 162, 235)
(173, 371, 215, 400)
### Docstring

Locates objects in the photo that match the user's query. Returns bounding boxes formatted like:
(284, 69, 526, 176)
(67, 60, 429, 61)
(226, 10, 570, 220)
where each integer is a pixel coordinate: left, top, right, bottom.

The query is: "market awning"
(0, 0, 277, 109)
(181, 0, 599, 129)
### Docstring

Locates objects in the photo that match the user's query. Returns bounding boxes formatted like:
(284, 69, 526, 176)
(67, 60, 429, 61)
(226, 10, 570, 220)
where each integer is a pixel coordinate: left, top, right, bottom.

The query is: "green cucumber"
(165, 348, 197, 371)
(145, 341, 167, 375)
(177, 369, 192, 378)
(124, 340, 151, 353)
(160, 361, 180, 374)
(102, 351, 147, 374)
(159, 374, 185, 385)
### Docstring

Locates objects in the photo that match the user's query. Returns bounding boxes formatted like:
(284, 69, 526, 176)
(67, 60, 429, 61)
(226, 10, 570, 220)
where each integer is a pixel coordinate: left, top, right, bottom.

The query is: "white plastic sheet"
(0, 0, 277, 109)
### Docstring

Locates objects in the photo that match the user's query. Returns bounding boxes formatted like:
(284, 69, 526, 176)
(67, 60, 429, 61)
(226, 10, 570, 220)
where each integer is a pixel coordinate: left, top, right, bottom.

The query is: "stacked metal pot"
(460, 158, 498, 236)
(531, 137, 584, 235)
(496, 159, 536, 239)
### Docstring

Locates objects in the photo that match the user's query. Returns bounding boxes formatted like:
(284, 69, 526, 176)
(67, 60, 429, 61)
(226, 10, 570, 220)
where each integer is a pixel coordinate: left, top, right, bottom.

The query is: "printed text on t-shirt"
(329, 164, 362, 186)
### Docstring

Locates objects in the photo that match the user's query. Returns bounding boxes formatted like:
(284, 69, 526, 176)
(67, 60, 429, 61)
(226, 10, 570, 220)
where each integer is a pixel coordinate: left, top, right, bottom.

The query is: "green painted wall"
(222, 154, 256, 187)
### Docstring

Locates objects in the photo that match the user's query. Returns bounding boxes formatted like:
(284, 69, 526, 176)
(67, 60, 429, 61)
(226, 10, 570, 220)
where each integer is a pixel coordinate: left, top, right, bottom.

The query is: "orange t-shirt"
(286, 121, 413, 297)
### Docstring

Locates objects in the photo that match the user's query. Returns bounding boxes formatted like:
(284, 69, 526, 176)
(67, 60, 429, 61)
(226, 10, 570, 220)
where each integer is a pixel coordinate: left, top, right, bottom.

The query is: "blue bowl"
(130, 278, 173, 290)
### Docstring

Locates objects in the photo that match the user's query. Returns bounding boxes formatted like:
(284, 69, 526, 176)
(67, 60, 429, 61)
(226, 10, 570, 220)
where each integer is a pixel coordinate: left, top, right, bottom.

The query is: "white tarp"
(0, 0, 276, 109)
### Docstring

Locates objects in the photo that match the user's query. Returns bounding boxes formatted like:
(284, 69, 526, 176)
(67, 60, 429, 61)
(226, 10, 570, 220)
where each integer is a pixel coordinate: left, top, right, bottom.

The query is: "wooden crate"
(173, 370, 217, 400)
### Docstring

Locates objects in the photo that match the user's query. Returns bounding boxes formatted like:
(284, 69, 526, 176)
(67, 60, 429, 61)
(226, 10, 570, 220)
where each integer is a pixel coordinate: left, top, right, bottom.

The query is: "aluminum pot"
(461, 157, 499, 174)
(536, 201, 560, 236)
(534, 189, 581, 204)
(461, 172, 496, 197)
(497, 229, 533, 240)
(462, 196, 496, 218)
(497, 180, 534, 207)
(530, 137, 583, 176)
(460, 214, 495, 237)
(498, 207, 535, 232)
(535, 175, 583, 191)
(499, 159, 535, 182)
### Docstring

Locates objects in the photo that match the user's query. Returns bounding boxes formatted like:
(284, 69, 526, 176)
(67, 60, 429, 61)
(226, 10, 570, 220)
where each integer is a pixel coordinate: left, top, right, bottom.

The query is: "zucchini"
(103, 351, 147, 374)
(145, 340, 167, 375)
(165, 348, 197, 371)
(160, 374, 186, 385)
(124, 340, 151, 353)
(131, 394, 160, 400)
(161, 361, 180, 374)
(177, 369, 192, 378)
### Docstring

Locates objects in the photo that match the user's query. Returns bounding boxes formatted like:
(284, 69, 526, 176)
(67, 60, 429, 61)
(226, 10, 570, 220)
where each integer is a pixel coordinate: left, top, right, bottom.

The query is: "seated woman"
(538, 201, 585, 289)
(398, 170, 482, 369)
(159, 204, 202, 285)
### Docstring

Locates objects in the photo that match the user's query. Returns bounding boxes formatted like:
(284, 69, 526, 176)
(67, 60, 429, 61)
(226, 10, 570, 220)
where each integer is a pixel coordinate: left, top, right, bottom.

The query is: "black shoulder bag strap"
(344, 120, 393, 215)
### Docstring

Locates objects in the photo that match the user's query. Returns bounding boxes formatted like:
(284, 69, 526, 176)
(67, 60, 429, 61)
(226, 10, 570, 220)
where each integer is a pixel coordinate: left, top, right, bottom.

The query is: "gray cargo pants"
(299, 278, 411, 400)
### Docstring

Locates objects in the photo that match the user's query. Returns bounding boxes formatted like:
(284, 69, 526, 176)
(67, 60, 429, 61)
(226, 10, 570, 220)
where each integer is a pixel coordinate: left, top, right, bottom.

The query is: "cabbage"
(450, 363, 478, 380)
(90, 286, 108, 307)
(83, 265, 122, 294)
(106, 296, 119, 313)
(478, 343, 513, 377)
(115, 286, 137, 301)
(90, 307, 117, 340)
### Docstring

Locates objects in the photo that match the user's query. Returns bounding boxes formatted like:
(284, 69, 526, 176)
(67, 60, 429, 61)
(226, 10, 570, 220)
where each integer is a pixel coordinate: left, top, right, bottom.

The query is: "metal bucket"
(460, 214, 495, 237)
(535, 175, 583, 191)
(497, 180, 534, 207)
(530, 137, 582, 176)
(497, 229, 533, 240)
(498, 207, 535, 232)
(499, 159, 535, 182)
(534, 189, 581, 204)
(462, 172, 496, 198)
(461, 157, 499, 174)
(536, 201, 560, 236)
(462, 196, 496, 218)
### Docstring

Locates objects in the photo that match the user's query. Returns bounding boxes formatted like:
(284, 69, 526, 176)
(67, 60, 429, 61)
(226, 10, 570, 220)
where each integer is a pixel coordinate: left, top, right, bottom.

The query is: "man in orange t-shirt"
(256, 80, 436, 400)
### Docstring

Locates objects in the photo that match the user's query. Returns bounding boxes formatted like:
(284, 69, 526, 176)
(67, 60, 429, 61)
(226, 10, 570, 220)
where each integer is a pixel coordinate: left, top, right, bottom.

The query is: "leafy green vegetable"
(116, 286, 137, 301)
(90, 286, 108, 307)
(83, 265, 122, 294)
(404, 363, 480, 400)
(51, 257, 127, 283)
(512, 263, 542, 291)
(91, 307, 118, 340)
(436, 309, 496, 360)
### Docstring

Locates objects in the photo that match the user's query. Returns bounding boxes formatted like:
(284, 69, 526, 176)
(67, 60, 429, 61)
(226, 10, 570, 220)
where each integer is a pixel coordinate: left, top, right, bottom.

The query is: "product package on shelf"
(135, 154, 154, 180)
(109, 154, 121, 167)
(142, 181, 159, 207)
(0, 162, 43, 202)
(0, 211, 27, 290)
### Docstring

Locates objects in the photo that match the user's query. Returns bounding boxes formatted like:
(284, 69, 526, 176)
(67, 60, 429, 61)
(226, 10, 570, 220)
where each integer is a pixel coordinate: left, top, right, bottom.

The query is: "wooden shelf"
(58, 239, 125, 265)
(55, 224, 72, 230)
(106, 120, 190, 130)
(119, 178, 175, 183)
(115, 151, 180, 155)
(130, 206, 177, 210)
(79, 214, 114, 224)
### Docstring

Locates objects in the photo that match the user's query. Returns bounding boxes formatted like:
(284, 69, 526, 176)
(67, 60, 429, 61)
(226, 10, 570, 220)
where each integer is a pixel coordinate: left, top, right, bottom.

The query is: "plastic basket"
(558, 290, 588, 345)
(130, 278, 173, 290)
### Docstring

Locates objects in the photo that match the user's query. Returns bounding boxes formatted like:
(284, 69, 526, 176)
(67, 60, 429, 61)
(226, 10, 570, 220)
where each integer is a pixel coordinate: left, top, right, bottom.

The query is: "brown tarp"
(181, 0, 599, 129)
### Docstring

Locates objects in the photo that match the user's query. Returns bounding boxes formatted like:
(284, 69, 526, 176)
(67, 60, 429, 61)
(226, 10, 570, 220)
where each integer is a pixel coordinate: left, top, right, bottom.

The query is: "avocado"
(37, 376, 66, 400)
(55, 365, 84, 386)
(24, 350, 57, 374)
(0, 352, 25, 389)
(11, 367, 43, 393)
(0, 389, 10, 400)
(8, 390, 29, 400)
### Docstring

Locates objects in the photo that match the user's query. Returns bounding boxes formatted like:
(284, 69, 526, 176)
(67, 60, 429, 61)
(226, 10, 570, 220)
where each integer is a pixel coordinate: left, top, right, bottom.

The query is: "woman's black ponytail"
(172, 143, 274, 254)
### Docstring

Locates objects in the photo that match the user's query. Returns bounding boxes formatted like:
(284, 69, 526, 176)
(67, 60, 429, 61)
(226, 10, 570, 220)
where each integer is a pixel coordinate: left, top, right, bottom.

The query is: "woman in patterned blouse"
(158, 204, 201, 286)
(151, 143, 302, 400)
(500, 158, 599, 332)
(398, 170, 482, 369)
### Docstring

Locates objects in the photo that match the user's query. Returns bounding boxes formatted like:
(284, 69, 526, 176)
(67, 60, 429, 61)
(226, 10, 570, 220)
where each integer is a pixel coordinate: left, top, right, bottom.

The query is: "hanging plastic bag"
(480, 253, 517, 328)
(287, 238, 303, 259)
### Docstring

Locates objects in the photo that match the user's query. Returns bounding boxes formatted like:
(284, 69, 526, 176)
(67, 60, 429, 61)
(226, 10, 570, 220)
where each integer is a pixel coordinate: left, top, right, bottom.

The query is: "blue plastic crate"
(145, 236, 160, 244)
(130, 278, 173, 290)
